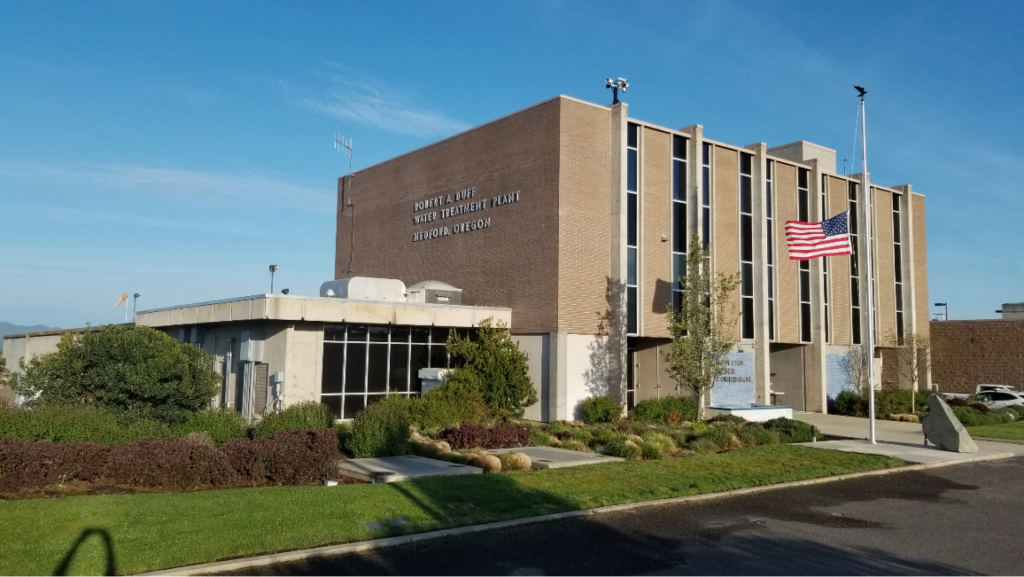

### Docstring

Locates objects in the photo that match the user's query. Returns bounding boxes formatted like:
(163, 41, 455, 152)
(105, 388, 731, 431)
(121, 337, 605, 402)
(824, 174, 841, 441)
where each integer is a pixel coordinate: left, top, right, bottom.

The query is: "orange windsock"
(115, 293, 128, 308)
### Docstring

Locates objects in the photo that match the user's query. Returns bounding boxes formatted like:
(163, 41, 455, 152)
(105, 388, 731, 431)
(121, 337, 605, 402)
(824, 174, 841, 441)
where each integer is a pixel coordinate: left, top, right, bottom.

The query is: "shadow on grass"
(53, 528, 116, 576)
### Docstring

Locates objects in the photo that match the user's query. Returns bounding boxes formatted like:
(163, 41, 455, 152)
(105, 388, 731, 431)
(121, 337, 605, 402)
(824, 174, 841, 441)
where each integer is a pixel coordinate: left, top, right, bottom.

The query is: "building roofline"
(137, 294, 511, 316)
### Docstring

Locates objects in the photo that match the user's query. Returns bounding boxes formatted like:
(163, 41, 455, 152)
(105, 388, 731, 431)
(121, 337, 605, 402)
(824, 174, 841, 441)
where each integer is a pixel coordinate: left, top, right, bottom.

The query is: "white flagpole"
(860, 89, 877, 445)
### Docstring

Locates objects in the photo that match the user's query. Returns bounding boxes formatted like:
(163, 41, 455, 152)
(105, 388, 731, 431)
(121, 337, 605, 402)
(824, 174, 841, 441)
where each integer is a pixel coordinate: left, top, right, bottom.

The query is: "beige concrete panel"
(512, 334, 549, 421)
(344, 302, 393, 324)
(874, 188, 896, 341)
(433, 306, 475, 327)
(474, 308, 512, 327)
(212, 302, 232, 322)
(197, 305, 216, 324)
(713, 146, 740, 342)
(167, 307, 185, 327)
(302, 299, 348, 323)
(565, 333, 611, 420)
(775, 163, 800, 343)
(287, 323, 322, 406)
(558, 98, 613, 335)
(641, 127, 672, 338)
(181, 306, 198, 325)
(229, 299, 252, 322)
(912, 194, 929, 341)
(340, 97, 562, 334)
(828, 176, 851, 346)
(266, 298, 304, 321)
(393, 304, 434, 326)
(134, 312, 155, 326)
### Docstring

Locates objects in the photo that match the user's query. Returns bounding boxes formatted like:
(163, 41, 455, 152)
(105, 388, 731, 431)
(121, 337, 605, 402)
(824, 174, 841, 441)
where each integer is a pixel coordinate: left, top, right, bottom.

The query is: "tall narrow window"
(739, 153, 754, 340)
(766, 160, 775, 341)
(821, 176, 831, 343)
(626, 123, 639, 335)
(798, 169, 812, 343)
(849, 182, 862, 344)
(893, 193, 905, 340)
(672, 135, 688, 310)
(702, 142, 711, 251)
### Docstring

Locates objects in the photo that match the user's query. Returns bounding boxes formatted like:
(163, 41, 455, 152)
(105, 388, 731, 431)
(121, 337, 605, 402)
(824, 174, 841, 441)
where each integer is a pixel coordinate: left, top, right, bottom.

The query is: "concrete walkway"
(795, 411, 1024, 456)
(794, 439, 1012, 464)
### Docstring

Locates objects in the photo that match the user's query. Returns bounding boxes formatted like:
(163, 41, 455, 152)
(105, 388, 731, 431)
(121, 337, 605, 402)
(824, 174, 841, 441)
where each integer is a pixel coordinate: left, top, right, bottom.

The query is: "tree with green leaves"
(664, 235, 742, 420)
(15, 325, 220, 424)
(446, 317, 537, 419)
(0, 352, 14, 405)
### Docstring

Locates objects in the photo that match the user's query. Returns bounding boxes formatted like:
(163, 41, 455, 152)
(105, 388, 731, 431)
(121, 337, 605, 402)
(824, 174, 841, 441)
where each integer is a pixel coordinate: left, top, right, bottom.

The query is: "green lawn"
(968, 421, 1024, 440)
(0, 445, 903, 576)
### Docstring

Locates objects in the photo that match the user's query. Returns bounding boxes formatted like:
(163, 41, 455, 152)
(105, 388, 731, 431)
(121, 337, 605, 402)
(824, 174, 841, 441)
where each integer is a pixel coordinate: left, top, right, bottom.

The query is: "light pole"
(269, 265, 279, 294)
(934, 302, 948, 321)
(133, 293, 140, 323)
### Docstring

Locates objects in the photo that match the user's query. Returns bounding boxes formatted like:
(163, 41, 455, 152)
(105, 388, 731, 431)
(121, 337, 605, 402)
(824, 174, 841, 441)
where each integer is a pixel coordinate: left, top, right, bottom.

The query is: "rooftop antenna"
(605, 77, 629, 105)
(335, 132, 356, 276)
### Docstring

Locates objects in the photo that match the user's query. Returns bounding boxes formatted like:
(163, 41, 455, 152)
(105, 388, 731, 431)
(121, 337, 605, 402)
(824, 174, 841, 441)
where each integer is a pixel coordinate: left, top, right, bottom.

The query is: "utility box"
(407, 281, 463, 305)
(319, 277, 407, 301)
(418, 367, 452, 394)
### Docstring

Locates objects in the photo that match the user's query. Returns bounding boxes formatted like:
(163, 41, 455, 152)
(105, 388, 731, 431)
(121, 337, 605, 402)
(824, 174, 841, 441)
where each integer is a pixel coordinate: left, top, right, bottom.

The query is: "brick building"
(336, 95, 931, 420)
(931, 305, 1024, 393)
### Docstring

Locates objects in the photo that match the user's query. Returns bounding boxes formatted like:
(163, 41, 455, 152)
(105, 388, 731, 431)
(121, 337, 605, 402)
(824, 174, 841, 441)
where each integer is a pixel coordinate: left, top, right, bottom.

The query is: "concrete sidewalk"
(794, 439, 1013, 464)
(795, 411, 1024, 456)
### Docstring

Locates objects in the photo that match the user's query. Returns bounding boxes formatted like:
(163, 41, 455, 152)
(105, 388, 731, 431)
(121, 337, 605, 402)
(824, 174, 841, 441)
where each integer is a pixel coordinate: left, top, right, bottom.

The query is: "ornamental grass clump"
(497, 451, 532, 471)
(561, 438, 588, 452)
(639, 432, 675, 459)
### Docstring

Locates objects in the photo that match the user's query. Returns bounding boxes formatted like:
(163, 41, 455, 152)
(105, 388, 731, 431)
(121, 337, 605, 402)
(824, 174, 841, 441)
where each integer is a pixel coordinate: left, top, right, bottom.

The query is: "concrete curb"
(973, 436, 1024, 446)
(139, 452, 1014, 576)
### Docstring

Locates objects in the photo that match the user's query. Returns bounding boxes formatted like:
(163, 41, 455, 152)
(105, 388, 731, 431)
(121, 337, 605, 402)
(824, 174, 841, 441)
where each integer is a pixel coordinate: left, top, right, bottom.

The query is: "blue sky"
(2, 1, 1022, 327)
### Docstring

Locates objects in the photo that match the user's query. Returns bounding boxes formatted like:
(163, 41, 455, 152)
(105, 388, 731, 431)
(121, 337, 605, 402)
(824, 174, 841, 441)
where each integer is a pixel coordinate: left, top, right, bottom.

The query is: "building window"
(626, 123, 640, 335)
(321, 324, 468, 419)
(766, 160, 775, 341)
(893, 193, 905, 340)
(739, 153, 754, 340)
(672, 134, 687, 310)
(702, 142, 711, 251)
(821, 176, 831, 344)
(849, 182, 862, 344)
(798, 169, 812, 343)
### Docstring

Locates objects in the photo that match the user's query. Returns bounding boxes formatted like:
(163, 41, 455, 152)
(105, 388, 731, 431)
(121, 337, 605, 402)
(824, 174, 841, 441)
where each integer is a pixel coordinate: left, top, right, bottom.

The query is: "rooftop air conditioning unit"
(319, 277, 407, 301)
(407, 280, 462, 305)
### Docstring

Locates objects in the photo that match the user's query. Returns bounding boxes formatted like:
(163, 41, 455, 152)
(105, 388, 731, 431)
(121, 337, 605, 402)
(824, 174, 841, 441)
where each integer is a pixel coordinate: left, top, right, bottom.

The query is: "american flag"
(785, 211, 853, 260)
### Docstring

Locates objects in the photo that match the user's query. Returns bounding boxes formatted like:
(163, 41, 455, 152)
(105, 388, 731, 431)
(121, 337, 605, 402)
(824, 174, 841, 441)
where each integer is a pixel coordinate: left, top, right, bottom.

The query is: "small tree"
(0, 352, 13, 405)
(839, 344, 869, 394)
(664, 235, 741, 420)
(15, 325, 220, 424)
(885, 330, 932, 413)
(446, 318, 537, 419)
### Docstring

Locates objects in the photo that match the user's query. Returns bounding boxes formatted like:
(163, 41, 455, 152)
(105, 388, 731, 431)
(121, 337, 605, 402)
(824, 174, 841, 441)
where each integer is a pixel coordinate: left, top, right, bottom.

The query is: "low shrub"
(1005, 405, 1024, 419)
(951, 406, 1014, 427)
(737, 423, 780, 447)
(561, 438, 588, 452)
(631, 396, 698, 424)
(697, 426, 740, 452)
(0, 438, 108, 492)
(107, 437, 236, 490)
(440, 423, 531, 450)
(409, 379, 489, 431)
(581, 395, 622, 424)
(258, 429, 342, 485)
(970, 402, 990, 413)
(707, 414, 746, 425)
(692, 422, 707, 433)
(348, 396, 411, 458)
(334, 421, 353, 454)
(0, 404, 169, 447)
(764, 418, 818, 443)
(174, 409, 249, 446)
(498, 451, 532, 471)
(832, 390, 867, 417)
(639, 432, 675, 459)
(946, 396, 970, 408)
(252, 402, 335, 439)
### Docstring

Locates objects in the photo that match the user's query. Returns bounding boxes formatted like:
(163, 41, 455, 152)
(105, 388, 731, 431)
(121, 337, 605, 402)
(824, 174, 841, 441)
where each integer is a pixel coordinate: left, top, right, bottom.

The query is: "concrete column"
(750, 143, 771, 405)
(805, 159, 828, 412)
(682, 125, 703, 243)
(608, 103, 629, 403)
(548, 332, 569, 421)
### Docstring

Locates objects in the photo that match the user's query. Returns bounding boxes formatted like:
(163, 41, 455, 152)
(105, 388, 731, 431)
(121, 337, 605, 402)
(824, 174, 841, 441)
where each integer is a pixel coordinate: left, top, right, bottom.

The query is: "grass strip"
(968, 421, 1024, 440)
(0, 445, 903, 575)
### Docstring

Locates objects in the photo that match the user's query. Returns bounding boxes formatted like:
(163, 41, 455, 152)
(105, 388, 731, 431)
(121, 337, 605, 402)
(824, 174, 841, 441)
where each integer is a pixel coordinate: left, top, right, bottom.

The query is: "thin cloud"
(0, 162, 333, 212)
(260, 68, 470, 138)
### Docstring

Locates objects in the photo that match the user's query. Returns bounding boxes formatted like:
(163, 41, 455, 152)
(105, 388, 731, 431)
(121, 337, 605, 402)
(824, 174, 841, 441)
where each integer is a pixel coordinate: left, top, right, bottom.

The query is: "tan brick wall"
(775, 163, 800, 343)
(873, 187, 896, 340)
(931, 320, 1024, 393)
(828, 176, 851, 345)
(337, 98, 563, 334)
(557, 99, 613, 335)
(713, 146, 740, 341)
(912, 193, 929, 340)
(641, 126, 672, 338)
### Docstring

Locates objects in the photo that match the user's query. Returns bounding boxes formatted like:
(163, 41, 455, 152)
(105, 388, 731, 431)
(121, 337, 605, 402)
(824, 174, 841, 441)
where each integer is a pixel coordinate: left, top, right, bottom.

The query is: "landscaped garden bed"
(831, 389, 1024, 427)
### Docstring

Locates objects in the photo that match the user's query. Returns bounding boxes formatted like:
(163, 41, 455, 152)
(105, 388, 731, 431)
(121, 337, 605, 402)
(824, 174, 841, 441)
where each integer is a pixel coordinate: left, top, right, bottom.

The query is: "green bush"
(698, 425, 740, 452)
(832, 390, 867, 417)
(764, 418, 818, 443)
(582, 396, 622, 424)
(14, 325, 220, 425)
(708, 414, 746, 425)
(348, 396, 411, 458)
(639, 431, 675, 459)
(873, 389, 928, 418)
(0, 404, 169, 447)
(173, 409, 249, 446)
(334, 421, 353, 453)
(737, 423, 781, 447)
(631, 396, 698, 424)
(951, 406, 1014, 427)
(605, 435, 642, 460)
(1004, 405, 1024, 420)
(445, 318, 537, 418)
(409, 378, 488, 431)
(692, 421, 707, 433)
(252, 402, 335, 439)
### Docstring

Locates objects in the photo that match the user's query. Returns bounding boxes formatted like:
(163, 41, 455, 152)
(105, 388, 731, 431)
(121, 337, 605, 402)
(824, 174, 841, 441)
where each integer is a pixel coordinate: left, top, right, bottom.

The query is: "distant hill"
(0, 322, 58, 351)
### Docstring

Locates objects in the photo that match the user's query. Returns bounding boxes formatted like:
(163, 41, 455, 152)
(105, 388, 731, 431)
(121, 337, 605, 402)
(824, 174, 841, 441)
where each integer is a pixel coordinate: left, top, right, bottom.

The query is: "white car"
(975, 390, 1024, 410)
